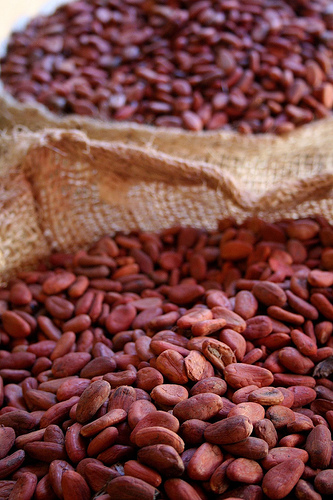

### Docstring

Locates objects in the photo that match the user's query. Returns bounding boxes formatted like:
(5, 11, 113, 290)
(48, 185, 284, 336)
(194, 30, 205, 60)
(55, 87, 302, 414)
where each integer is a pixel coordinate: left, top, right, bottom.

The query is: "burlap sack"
(1, 0, 333, 169)
(2, 91, 333, 169)
(1, 126, 333, 284)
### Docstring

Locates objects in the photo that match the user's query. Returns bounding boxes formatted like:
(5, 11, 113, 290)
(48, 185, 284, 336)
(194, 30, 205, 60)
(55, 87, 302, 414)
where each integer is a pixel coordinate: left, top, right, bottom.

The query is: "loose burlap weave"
(1, 123, 333, 284)
(2, 92, 333, 171)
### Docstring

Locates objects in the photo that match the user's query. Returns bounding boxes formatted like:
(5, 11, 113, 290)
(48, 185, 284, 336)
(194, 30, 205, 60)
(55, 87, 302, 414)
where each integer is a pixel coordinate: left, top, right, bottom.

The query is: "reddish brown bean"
(1, 217, 333, 499)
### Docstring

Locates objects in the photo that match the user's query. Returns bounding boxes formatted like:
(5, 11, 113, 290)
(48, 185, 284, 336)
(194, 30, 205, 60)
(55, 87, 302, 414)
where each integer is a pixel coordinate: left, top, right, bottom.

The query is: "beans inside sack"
(2, 0, 333, 133)
(1, 217, 333, 498)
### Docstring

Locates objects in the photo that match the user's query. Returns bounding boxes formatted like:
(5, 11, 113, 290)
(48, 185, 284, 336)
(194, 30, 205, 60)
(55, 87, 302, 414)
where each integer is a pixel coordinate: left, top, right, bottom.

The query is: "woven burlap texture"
(1, 125, 333, 283)
(2, 93, 333, 191)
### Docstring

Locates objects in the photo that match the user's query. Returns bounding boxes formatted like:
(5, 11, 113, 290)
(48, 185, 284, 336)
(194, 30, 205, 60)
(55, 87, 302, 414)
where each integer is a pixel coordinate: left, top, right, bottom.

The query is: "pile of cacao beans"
(2, 0, 333, 133)
(0, 216, 333, 499)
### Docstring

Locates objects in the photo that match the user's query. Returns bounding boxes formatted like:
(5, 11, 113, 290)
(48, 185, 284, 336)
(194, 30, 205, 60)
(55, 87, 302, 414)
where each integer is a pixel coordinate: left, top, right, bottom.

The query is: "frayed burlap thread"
(1, 92, 333, 194)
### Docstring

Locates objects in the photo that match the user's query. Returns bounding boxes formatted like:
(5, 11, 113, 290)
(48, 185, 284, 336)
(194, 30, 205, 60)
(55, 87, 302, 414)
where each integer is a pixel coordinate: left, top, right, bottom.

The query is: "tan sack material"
(2, 91, 333, 169)
(1, 127, 333, 284)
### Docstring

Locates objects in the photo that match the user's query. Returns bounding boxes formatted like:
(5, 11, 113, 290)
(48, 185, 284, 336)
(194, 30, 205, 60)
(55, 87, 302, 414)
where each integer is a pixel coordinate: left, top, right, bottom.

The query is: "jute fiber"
(1, 125, 333, 283)
(2, 93, 333, 182)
